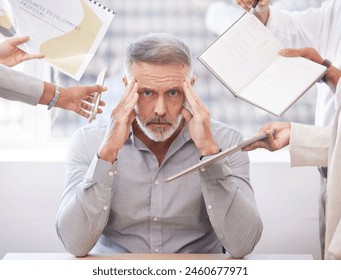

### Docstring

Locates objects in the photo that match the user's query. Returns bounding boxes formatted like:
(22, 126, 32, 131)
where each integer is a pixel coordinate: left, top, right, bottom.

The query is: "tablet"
(164, 133, 268, 183)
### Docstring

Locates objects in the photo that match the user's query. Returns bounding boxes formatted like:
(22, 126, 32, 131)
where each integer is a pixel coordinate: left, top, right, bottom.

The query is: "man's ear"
(190, 75, 196, 86)
(122, 75, 128, 86)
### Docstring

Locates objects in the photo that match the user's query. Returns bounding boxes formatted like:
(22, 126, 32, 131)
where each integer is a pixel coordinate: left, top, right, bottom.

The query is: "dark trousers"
(318, 167, 328, 259)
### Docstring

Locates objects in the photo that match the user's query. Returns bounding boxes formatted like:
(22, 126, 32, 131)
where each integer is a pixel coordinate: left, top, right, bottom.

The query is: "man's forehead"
(127, 63, 192, 90)
(137, 80, 184, 90)
(130, 62, 189, 75)
(134, 67, 187, 85)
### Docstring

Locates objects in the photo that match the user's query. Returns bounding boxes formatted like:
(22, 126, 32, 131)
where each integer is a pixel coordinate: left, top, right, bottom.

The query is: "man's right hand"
(98, 77, 139, 163)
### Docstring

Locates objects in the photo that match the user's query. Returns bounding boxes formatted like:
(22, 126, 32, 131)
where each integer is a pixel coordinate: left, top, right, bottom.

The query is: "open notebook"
(198, 12, 326, 117)
(164, 133, 268, 183)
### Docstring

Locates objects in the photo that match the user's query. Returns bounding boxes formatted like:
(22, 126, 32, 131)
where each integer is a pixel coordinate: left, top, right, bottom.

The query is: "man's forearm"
(200, 159, 263, 258)
(56, 157, 116, 257)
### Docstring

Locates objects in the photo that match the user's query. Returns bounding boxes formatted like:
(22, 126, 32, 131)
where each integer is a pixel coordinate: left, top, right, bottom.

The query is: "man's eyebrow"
(138, 86, 184, 92)
(167, 86, 183, 91)
(138, 86, 154, 91)
(172, 86, 183, 90)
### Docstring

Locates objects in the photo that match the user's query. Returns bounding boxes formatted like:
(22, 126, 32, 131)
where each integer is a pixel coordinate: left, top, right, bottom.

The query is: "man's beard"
(136, 113, 183, 142)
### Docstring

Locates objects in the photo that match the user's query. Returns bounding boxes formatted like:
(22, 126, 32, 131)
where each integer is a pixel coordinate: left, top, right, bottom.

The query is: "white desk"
(2, 253, 313, 260)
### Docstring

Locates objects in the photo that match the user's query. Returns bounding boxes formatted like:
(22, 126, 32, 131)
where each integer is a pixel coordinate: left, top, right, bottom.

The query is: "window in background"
(0, 0, 327, 146)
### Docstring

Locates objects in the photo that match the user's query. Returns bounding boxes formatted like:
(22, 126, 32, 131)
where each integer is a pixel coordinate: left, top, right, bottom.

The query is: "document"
(164, 133, 268, 183)
(198, 12, 327, 117)
(4, 0, 116, 80)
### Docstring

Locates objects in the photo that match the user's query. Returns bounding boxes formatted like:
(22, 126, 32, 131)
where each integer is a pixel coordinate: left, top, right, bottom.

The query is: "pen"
(249, 0, 260, 14)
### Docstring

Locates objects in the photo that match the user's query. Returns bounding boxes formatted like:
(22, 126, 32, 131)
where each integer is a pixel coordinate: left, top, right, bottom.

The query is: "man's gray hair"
(125, 33, 193, 76)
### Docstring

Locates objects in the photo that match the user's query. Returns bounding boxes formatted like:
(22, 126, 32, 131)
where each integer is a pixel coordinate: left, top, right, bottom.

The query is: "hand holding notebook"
(198, 12, 326, 117)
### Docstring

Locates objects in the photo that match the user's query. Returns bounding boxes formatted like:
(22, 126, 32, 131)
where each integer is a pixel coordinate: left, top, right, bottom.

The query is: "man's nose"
(154, 96, 167, 116)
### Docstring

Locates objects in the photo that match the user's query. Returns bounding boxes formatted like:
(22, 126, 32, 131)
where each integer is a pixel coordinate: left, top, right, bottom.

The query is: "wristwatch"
(319, 59, 332, 83)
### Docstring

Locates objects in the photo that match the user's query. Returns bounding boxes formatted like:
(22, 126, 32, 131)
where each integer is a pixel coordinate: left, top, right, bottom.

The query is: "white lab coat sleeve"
(289, 122, 331, 167)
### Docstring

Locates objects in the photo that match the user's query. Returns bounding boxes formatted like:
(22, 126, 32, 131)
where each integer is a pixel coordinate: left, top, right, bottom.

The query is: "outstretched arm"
(279, 47, 341, 93)
(39, 82, 106, 119)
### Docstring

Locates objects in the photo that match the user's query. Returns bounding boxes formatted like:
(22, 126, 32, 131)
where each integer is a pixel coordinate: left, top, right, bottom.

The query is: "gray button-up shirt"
(56, 118, 262, 258)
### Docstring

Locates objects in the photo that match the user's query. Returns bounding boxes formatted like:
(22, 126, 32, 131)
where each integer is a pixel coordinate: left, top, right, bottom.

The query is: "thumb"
(10, 36, 30, 46)
(279, 48, 303, 57)
(85, 85, 107, 96)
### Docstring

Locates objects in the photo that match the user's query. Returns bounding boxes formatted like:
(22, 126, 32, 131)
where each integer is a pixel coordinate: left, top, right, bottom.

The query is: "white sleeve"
(334, 79, 341, 111)
(289, 122, 330, 167)
(266, 5, 324, 48)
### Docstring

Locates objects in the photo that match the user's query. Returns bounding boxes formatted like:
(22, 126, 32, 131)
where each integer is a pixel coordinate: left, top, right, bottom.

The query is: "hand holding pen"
(234, 0, 267, 11)
(234, 0, 270, 24)
(250, 0, 260, 13)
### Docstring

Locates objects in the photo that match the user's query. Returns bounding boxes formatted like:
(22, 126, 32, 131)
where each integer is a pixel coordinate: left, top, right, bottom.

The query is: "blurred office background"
(0, 0, 328, 140)
(0, 0, 328, 259)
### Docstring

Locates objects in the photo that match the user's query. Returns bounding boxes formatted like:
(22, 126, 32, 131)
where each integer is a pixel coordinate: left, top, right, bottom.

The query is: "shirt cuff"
(289, 122, 330, 167)
(84, 155, 117, 187)
(199, 155, 232, 181)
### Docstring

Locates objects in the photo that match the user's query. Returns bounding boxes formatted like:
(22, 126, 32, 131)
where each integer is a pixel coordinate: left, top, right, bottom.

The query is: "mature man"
(56, 33, 262, 258)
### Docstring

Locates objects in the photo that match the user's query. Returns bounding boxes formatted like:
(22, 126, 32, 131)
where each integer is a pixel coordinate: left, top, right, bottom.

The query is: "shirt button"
(154, 248, 160, 253)
(154, 180, 159, 185)
(207, 205, 213, 210)
(153, 217, 158, 222)
(108, 171, 114, 176)
(103, 206, 109, 210)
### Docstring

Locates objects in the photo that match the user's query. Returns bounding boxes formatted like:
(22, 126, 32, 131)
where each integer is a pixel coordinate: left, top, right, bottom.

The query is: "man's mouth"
(148, 122, 170, 126)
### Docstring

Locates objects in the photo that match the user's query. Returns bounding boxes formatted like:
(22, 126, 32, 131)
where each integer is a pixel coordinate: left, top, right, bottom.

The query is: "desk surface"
(2, 253, 313, 260)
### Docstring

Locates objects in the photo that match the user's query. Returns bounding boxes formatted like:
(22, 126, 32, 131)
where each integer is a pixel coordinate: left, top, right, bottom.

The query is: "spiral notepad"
(7, 0, 116, 80)
(88, 0, 117, 15)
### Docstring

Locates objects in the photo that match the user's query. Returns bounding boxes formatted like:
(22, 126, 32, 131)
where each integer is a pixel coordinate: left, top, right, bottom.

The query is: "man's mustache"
(146, 116, 172, 125)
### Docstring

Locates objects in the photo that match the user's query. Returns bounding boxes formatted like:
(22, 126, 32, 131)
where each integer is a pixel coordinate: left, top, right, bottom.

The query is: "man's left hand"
(181, 78, 220, 156)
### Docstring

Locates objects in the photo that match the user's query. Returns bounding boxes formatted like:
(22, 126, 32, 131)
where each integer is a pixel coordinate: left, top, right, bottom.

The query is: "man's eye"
(169, 90, 178, 97)
(143, 90, 152, 97)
